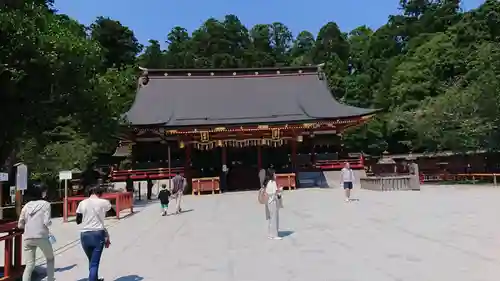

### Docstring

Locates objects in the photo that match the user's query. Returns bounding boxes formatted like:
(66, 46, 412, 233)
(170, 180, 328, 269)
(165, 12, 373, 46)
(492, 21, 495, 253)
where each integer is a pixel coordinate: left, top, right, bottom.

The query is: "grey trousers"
(175, 192, 183, 212)
(23, 238, 55, 281)
(265, 200, 280, 237)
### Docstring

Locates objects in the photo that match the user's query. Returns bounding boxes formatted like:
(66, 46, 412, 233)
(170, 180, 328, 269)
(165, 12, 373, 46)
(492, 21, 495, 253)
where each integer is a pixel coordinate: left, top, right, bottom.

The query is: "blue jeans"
(80, 230, 106, 281)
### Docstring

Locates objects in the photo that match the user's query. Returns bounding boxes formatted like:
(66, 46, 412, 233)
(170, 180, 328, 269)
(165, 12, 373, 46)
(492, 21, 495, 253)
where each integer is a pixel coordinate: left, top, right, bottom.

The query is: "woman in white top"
(263, 169, 282, 240)
(76, 186, 112, 281)
(18, 185, 54, 281)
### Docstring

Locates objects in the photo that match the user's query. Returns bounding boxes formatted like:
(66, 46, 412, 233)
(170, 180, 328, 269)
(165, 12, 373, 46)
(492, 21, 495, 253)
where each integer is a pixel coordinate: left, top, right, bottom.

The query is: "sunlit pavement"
(25, 186, 500, 280)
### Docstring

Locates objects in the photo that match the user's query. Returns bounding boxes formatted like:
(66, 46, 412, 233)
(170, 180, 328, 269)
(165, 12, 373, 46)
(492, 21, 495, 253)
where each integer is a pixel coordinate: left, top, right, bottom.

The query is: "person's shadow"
(115, 275, 144, 281)
(77, 275, 143, 281)
(33, 264, 77, 279)
(278, 230, 294, 238)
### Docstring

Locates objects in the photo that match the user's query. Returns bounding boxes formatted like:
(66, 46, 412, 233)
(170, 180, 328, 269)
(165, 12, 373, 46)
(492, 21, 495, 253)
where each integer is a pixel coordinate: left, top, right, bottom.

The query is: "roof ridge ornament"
(138, 67, 149, 87)
(316, 63, 326, 80)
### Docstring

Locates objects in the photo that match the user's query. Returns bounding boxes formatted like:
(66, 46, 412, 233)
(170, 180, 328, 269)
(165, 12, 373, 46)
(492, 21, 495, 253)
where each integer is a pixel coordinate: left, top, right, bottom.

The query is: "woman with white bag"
(260, 168, 283, 240)
(18, 185, 55, 281)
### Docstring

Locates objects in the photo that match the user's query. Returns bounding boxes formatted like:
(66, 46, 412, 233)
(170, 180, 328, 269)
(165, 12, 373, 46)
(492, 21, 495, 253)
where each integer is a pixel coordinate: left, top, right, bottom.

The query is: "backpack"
(258, 188, 268, 204)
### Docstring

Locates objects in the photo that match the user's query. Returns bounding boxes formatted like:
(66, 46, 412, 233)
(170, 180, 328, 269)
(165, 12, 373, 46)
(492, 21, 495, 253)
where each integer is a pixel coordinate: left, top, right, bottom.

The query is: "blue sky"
(54, 0, 485, 46)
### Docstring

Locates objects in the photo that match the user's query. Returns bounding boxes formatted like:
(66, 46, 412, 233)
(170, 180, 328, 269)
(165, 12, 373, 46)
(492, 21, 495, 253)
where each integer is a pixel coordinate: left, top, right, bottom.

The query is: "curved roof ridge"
(147, 72, 318, 80)
(140, 65, 320, 78)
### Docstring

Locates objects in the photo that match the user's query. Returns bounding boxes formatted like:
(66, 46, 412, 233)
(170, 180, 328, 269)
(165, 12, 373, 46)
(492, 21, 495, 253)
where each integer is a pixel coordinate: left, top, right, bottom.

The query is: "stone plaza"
(26, 186, 500, 280)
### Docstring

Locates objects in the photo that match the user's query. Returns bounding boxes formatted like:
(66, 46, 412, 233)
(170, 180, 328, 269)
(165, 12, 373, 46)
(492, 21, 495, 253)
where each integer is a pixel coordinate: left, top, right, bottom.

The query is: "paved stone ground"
(19, 186, 500, 280)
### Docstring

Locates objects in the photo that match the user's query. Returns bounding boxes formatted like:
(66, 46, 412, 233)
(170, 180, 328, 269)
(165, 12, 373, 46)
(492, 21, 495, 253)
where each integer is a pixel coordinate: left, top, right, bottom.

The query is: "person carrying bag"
(76, 186, 112, 281)
(261, 169, 283, 240)
(18, 186, 55, 281)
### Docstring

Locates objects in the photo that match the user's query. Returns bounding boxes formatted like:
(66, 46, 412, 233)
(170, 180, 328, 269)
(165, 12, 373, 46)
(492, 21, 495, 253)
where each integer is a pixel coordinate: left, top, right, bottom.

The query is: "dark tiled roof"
(125, 67, 377, 127)
(112, 145, 131, 157)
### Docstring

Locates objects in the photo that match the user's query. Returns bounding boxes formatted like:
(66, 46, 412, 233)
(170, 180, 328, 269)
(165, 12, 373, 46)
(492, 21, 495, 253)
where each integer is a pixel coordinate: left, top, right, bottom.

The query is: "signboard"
(0, 172, 8, 182)
(10, 186, 16, 203)
(16, 164, 28, 191)
(59, 170, 72, 180)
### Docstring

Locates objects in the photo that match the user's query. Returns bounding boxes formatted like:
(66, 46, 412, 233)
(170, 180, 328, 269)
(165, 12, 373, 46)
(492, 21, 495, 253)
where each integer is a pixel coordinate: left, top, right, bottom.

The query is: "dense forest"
(1, 0, 500, 180)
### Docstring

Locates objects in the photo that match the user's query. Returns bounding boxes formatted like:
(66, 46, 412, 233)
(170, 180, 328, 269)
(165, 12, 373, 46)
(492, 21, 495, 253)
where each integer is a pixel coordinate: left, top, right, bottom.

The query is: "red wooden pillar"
(257, 145, 262, 170)
(4, 235, 11, 277)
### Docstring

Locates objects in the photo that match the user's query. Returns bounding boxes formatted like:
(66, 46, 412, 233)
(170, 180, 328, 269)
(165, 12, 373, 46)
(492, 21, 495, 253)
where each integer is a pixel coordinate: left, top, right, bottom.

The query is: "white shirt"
(18, 200, 52, 239)
(341, 168, 355, 183)
(265, 180, 278, 204)
(76, 195, 112, 232)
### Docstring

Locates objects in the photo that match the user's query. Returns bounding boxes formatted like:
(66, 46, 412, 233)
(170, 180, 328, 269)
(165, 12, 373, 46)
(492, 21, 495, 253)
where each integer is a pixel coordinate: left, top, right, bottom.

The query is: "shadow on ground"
(32, 264, 77, 280)
(75, 274, 144, 281)
(115, 275, 144, 281)
(279, 230, 294, 238)
(56, 263, 77, 272)
(179, 208, 194, 214)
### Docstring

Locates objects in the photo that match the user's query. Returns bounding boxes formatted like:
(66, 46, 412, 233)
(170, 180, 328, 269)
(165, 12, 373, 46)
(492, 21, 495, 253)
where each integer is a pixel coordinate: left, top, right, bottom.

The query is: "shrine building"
(111, 65, 378, 194)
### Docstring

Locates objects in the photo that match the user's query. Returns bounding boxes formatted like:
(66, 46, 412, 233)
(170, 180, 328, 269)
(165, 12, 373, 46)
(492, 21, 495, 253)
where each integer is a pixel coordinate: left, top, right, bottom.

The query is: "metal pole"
(64, 179, 68, 219)
(168, 145, 172, 190)
(0, 182, 3, 220)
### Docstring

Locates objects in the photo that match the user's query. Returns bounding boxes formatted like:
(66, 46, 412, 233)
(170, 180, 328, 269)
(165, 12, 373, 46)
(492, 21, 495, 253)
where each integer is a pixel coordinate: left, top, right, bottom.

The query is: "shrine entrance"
(226, 146, 259, 191)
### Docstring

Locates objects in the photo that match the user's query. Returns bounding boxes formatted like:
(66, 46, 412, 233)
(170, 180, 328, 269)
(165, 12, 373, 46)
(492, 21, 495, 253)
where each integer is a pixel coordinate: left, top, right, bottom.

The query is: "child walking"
(158, 184, 171, 216)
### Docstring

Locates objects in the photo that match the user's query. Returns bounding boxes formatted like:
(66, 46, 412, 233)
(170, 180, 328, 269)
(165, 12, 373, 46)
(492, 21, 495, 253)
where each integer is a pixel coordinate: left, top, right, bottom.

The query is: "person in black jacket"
(158, 184, 171, 216)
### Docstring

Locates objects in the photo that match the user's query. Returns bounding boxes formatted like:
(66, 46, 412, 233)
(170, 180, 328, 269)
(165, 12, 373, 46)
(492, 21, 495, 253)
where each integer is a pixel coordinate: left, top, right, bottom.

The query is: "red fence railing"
(314, 155, 364, 170)
(0, 221, 23, 280)
(63, 192, 134, 222)
(110, 167, 184, 181)
(111, 156, 365, 182)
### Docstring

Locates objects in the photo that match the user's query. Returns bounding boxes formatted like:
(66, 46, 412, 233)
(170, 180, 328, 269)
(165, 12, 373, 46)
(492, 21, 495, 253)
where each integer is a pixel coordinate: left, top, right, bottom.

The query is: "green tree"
(90, 16, 143, 69)
(290, 31, 315, 66)
(138, 40, 166, 69)
(165, 26, 195, 68)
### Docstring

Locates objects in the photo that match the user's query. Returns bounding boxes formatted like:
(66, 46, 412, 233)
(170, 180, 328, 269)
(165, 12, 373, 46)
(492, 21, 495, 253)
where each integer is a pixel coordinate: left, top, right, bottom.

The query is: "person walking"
(18, 186, 55, 281)
(76, 186, 112, 281)
(340, 162, 355, 202)
(263, 169, 282, 240)
(171, 172, 186, 214)
(146, 178, 153, 200)
(220, 164, 229, 192)
(158, 184, 171, 216)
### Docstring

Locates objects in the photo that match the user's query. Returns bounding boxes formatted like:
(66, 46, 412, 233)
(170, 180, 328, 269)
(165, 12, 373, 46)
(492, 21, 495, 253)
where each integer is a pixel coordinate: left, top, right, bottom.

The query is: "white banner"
(59, 170, 72, 180)
(0, 172, 8, 182)
(16, 164, 28, 191)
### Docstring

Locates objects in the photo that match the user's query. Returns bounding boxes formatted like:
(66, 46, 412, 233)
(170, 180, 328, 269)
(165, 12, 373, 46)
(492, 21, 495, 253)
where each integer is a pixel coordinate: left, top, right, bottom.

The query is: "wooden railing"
(276, 173, 296, 190)
(419, 173, 500, 185)
(192, 177, 220, 195)
(314, 155, 364, 170)
(110, 155, 365, 182)
(63, 192, 134, 222)
(0, 221, 23, 280)
(361, 175, 420, 191)
(110, 167, 184, 181)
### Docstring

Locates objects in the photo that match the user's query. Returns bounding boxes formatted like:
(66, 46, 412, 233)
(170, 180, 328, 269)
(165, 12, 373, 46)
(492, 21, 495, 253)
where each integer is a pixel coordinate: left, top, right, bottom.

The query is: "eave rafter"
(130, 116, 372, 136)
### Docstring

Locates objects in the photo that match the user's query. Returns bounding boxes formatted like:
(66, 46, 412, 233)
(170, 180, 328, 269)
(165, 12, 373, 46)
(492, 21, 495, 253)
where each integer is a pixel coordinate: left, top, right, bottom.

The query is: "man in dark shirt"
(171, 173, 186, 214)
(157, 184, 171, 216)
(146, 178, 153, 200)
